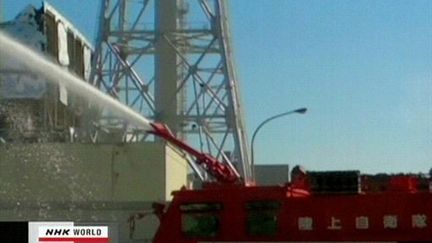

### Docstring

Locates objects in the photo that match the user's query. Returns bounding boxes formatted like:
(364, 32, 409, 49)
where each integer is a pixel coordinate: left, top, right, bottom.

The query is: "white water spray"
(0, 32, 153, 131)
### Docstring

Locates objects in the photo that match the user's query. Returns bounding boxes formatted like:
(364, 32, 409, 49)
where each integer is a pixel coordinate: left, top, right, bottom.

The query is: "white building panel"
(57, 21, 69, 66)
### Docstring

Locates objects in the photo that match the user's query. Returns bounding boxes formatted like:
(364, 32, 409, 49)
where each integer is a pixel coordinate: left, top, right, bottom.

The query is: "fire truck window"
(246, 201, 281, 236)
(180, 203, 222, 238)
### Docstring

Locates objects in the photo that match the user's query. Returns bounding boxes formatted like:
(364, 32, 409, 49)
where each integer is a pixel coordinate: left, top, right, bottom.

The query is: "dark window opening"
(67, 30, 76, 72)
(74, 39, 84, 77)
(44, 13, 58, 57)
(180, 203, 221, 238)
(246, 200, 281, 236)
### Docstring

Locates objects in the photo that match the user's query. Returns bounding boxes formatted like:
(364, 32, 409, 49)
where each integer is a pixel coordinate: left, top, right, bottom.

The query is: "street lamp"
(250, 107, 307, 179)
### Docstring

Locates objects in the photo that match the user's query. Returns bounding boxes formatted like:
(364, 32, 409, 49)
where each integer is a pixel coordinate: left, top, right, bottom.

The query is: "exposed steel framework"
(0, 3, 93, 143)
(91, 0, 251, 181)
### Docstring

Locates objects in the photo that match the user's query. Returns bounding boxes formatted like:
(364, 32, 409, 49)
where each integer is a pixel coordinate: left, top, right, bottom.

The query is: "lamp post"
(250, 107, 307, 179)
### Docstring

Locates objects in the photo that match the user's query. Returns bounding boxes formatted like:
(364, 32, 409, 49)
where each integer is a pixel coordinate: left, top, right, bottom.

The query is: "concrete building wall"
(254, 164, 290, 186)
(0, 142, 188, 242)
(0, 142, 185, 202)
(165, 144, 188, 200)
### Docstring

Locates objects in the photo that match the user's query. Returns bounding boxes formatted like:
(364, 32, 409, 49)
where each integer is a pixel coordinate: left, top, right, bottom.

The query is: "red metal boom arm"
(149, 122, 240, 184)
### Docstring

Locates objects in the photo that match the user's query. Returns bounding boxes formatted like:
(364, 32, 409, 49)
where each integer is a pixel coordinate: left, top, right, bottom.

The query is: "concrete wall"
(0, 142, 188, 242)
(165, 144, 188, 200)
(254, 164, 290, 186)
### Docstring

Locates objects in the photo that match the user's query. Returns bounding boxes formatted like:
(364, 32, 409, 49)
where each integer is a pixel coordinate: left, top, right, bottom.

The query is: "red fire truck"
(144, 123, 432, 242)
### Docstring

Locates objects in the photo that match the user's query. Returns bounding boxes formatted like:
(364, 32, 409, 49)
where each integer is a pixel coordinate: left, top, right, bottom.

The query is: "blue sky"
(3, 1, 431, 173)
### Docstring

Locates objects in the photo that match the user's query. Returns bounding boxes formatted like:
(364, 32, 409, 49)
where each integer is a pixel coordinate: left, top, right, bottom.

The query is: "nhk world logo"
(38, 226, 109, 243)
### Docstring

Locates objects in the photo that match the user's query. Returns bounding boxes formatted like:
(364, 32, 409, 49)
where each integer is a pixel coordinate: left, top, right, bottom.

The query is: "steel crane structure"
(91, 0, 251, 181)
